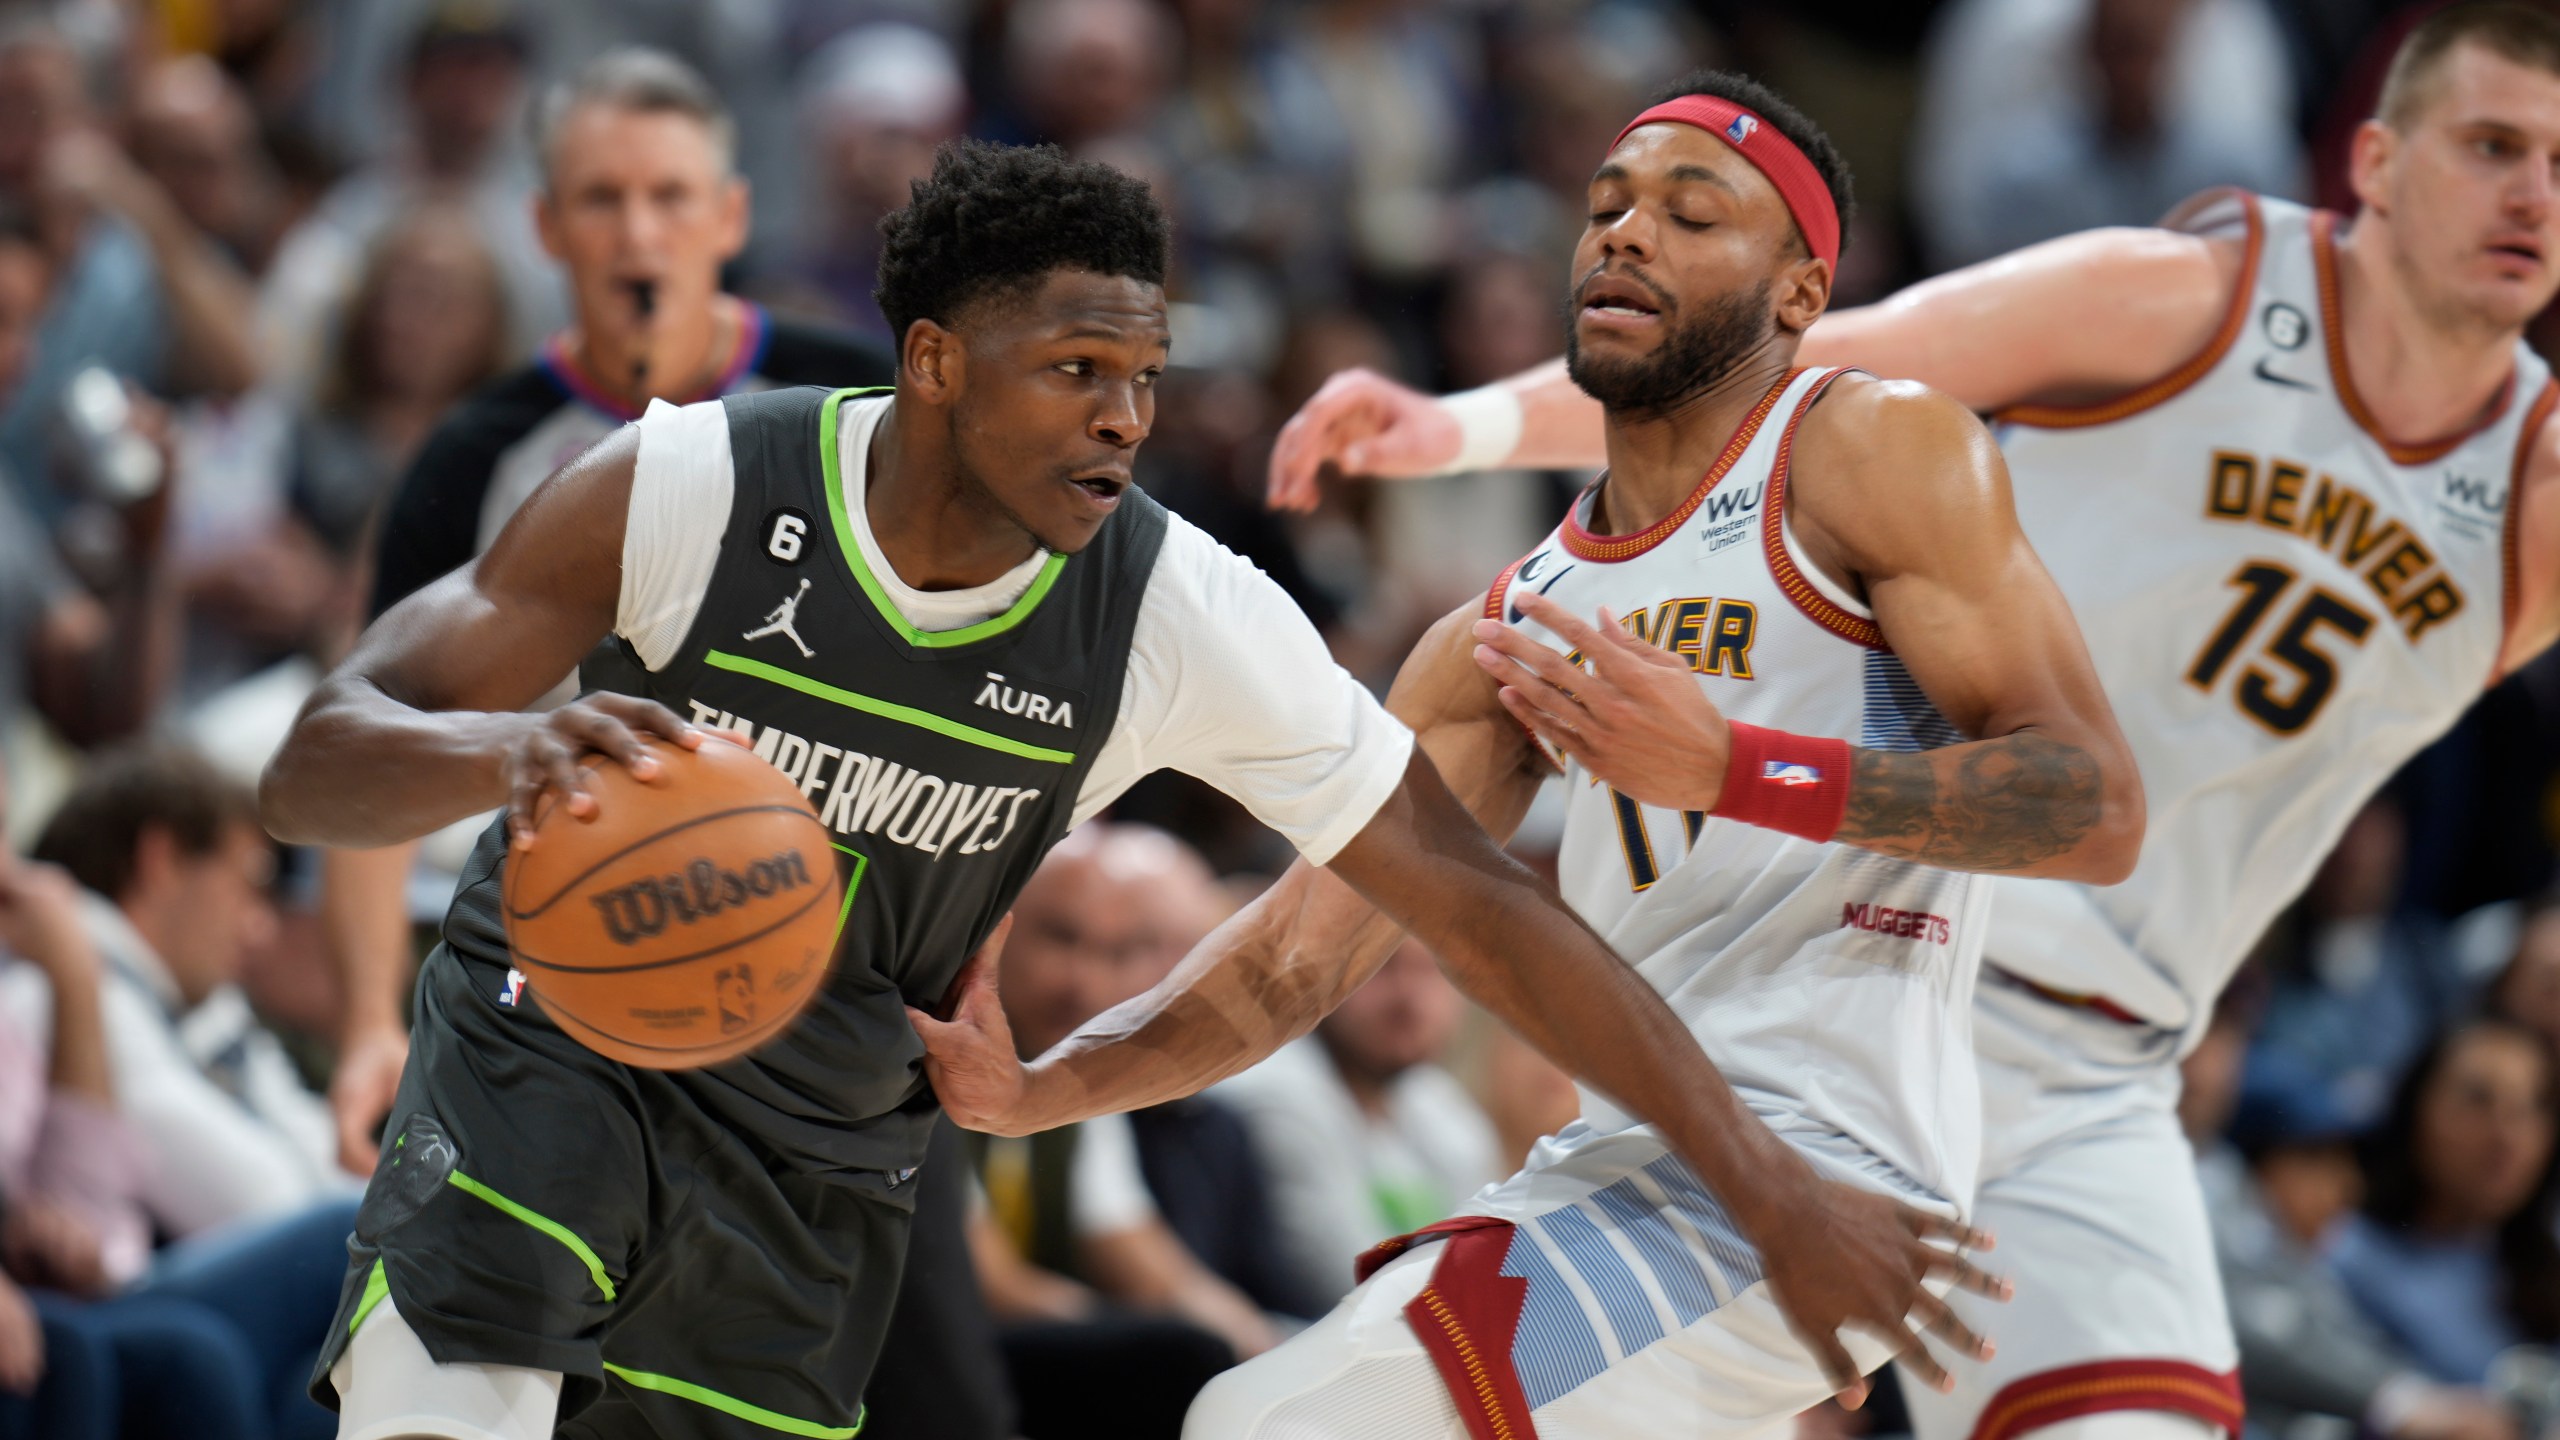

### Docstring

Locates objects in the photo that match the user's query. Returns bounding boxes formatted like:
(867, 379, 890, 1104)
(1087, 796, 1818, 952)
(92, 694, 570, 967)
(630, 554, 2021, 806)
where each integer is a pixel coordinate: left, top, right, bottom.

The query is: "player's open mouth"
(2488, 239, 2544, 268)
(1578, 274, 1665, 326)
(1068, 474, 1129, 508)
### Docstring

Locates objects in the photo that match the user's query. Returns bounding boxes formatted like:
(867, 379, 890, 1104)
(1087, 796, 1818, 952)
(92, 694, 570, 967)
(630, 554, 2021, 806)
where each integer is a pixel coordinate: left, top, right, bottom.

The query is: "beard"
(1563, 277, 1774, 416)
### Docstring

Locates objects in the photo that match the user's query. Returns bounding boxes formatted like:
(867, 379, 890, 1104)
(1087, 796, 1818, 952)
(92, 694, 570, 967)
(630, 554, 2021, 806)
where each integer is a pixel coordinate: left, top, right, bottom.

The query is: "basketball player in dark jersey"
(263, 141, 1995, 1440)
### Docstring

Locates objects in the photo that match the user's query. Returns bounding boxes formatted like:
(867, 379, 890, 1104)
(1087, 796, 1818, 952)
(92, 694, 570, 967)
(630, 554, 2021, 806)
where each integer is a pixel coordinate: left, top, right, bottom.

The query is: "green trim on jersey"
(449, 1171, 619, 1301)
(817, 387, 1069, 649)
(348, 1258, 391, 1336)
(705, 650, 1076, 764)
(603, 1362, 865, 1437)
(829, 844, 869, 944)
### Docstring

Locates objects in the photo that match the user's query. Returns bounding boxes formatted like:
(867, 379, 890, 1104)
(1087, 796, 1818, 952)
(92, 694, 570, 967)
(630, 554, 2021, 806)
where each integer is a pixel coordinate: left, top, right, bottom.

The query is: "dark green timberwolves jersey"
(438, 385, 1167, 1177)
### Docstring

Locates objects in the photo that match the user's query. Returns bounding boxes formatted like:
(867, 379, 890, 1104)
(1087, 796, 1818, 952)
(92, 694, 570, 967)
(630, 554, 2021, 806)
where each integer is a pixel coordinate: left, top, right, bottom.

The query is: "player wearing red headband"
(913, 69, 2144, 1438)
(1266, 7, 2560, 1440)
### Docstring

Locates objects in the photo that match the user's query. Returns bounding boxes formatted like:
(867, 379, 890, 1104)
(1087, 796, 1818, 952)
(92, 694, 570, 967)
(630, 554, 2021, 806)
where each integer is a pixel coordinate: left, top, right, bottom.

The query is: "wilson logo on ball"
(588, 850, 816, 946)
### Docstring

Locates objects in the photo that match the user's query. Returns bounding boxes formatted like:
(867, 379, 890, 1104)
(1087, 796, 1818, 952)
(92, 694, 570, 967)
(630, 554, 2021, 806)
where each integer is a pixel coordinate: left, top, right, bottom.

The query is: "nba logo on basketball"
(715, 964, 758, 1034)
(1763, 761, 1821, 787)
(1726, 113, 1758, 143)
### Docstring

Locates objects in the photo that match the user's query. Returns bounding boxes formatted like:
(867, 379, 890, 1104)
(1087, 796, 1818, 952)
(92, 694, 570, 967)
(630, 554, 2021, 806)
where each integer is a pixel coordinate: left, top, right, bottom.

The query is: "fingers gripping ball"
(502, 734, 843, 1069)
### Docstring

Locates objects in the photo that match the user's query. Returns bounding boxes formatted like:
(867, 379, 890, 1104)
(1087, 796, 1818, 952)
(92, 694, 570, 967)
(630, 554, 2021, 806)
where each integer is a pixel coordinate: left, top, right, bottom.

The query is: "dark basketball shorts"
(311, 943, 921, 1440)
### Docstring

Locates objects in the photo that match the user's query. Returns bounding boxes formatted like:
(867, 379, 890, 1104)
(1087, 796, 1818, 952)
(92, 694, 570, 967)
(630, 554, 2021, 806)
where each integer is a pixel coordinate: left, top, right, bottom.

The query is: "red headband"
(1611, 97, 1839, 269)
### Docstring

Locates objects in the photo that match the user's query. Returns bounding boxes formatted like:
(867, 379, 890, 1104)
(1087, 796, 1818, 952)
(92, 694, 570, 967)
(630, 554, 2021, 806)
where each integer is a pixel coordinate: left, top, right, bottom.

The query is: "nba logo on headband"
(1612, 96, 1841, 269)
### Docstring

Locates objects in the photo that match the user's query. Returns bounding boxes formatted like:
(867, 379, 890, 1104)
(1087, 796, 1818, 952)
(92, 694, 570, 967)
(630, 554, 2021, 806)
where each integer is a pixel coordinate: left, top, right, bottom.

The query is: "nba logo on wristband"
(1716, 722, 1852, 843)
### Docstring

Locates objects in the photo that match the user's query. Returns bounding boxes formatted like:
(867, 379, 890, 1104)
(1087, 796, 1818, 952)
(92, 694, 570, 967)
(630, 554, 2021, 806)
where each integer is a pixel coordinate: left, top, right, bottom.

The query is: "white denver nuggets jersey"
(1493, 365, 1991, 1208)
(1987, 192, 2552, 1035)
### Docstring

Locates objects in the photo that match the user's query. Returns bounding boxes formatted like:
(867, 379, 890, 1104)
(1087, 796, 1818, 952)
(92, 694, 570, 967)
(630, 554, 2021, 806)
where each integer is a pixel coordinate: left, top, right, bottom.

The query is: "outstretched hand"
(1266, 367, 1461, 512)
(1474, 589, 1733, 811)
(1754, 1177, 2010, 1406)
(908, 916, 1035, 1135)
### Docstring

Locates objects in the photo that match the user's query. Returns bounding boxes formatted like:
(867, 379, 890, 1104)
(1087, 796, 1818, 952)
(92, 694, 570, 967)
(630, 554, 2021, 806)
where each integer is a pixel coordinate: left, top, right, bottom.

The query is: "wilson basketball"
(501, 733, 842, 1069)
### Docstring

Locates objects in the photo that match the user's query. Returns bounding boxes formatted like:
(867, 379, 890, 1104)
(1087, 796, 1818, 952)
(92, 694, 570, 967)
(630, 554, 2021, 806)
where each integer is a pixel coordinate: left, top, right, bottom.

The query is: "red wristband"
(1711, 722, 1852, 843)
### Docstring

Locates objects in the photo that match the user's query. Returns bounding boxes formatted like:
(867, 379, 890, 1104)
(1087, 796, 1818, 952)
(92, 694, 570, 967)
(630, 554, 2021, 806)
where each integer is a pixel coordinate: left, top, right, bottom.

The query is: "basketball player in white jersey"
(1262, 8, 2560, 1440)
(912, 72, 2145, 1439)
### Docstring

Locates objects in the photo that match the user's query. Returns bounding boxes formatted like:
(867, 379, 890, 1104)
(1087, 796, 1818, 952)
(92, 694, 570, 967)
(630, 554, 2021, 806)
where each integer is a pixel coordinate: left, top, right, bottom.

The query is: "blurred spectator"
(1106, 831, 1320, 1319)
(291, 204, 509, 571)
(0, 15, 261, 523)
(0, 750, 347, 1440)
(0, 199, 174, 755)
(19, 744, 350, 1237)
(2254, 798, 2473, 1127)
(2489, 891, 2560, 1057)
(1216, 938, 1501, 1307)
(261, 0, 561, 405)
(976, 825, 1279, 1362)
(1254, 0, 1482, 285)
(169, 206, 507, 711)
(771, 24, 968, 342)
(2190, 1012, 2522, 1440)
(125, 56, 294, 285)
(1909, 0, 2305, 271)
(990, 0, 1178, 154)
(2333, 1018, 2560, 1385)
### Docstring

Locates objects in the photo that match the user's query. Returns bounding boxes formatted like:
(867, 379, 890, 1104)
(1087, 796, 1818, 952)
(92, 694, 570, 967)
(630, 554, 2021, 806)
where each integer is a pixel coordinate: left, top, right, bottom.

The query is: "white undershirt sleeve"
(1073, 513, 1414, 864)
(619, 399, 735, 671)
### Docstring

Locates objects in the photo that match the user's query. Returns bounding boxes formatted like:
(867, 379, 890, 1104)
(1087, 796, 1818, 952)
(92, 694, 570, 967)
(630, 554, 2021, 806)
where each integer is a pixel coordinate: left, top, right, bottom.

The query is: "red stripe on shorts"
(1969, 1358, 2244, 1440)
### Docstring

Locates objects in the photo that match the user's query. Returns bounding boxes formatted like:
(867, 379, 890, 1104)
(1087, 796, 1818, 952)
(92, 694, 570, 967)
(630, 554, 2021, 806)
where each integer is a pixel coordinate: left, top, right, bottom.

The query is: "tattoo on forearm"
(1836, 732, 2102, 871)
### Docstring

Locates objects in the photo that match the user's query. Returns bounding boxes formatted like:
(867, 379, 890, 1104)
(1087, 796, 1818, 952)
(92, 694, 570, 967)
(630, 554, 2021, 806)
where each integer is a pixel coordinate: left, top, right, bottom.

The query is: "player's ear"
(1774, 254, 1830, 336)
(901, 319, 961, 403)
(2348, 118, 2397, 217)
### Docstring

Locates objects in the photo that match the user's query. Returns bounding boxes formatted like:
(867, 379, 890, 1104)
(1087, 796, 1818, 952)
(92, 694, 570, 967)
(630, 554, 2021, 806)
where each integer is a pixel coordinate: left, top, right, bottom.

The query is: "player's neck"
(1591, 352, 1796, 537)
(865, 401, 1044, 590)
(568, 294, 739, 409)
(2333, 221, 2520, 442)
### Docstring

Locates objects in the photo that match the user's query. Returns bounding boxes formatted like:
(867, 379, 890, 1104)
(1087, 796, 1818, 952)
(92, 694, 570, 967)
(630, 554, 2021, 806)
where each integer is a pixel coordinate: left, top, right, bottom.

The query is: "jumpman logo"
(745, 578, 815, 658)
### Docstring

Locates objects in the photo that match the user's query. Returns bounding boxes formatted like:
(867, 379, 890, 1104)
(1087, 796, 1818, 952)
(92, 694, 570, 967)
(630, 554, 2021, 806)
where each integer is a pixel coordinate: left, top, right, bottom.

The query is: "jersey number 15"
(2185, 560, 2376, 736)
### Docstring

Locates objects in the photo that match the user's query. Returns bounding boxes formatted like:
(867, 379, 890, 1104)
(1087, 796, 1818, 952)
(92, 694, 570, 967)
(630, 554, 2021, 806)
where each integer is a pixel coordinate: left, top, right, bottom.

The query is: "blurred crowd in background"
(0, 0, 2552, 1437)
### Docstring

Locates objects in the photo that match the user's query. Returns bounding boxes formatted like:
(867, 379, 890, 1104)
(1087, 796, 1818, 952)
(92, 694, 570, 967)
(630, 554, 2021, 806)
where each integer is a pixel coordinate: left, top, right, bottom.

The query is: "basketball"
(500, 733, 842, 1070)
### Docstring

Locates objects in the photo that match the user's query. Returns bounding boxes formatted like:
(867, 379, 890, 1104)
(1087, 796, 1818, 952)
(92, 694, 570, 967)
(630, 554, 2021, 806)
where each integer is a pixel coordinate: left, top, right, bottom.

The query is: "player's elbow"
(258, 741, 324, 846)
(259, 688, 357, 846)
(2066, 746, 2146, 885)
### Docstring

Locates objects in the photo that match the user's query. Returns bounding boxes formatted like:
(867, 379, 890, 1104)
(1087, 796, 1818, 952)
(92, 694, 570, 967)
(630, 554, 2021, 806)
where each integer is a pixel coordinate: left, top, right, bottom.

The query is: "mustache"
(1574, 262, 1676, 312)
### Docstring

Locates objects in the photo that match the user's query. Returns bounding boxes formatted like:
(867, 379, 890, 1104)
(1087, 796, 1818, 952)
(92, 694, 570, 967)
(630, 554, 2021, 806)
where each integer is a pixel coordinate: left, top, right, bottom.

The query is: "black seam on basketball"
(533, 984, 805, 1057)
(502, 804, 833, 920)
(505, 882, 833, 975)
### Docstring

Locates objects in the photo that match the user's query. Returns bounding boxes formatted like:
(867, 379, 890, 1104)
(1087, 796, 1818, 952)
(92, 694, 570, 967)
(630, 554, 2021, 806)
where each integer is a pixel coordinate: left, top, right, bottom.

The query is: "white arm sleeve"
(618, 398, 734, 671)
(1073, 514, 1414, 864)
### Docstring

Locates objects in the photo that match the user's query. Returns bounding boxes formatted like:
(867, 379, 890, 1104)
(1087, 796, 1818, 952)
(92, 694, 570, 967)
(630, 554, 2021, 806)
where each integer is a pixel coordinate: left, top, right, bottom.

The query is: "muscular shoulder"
(1795, 373, 2002, 505)
(1787, 374, 2012, 585)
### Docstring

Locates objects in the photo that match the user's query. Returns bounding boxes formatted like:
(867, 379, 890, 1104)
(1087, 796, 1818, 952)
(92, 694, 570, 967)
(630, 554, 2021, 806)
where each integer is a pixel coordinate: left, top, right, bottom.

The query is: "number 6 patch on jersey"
(764, 507, 814, 565)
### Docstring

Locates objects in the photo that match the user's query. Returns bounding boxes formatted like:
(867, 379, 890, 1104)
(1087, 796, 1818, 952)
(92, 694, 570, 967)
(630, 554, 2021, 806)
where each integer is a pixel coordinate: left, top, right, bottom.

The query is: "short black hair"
(874, 139, 1170, 346)
(1641, 69, 1855, 260)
